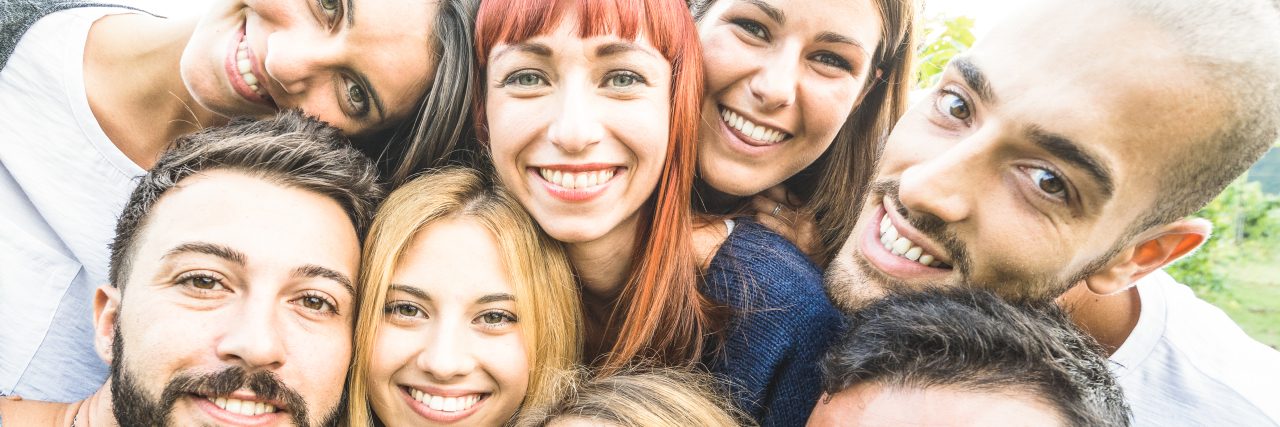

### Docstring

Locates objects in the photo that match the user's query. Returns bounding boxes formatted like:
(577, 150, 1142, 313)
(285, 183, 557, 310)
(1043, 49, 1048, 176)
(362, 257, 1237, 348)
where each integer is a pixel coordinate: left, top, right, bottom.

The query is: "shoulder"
(0, 395, 70, 427)
(1115, 270, 1280, 425)
(704, 218, 829, 310)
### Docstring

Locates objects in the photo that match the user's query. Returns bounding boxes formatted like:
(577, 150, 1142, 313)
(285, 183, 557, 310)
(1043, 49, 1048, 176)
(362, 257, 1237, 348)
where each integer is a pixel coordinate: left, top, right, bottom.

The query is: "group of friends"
(0, 0, 1278, 425)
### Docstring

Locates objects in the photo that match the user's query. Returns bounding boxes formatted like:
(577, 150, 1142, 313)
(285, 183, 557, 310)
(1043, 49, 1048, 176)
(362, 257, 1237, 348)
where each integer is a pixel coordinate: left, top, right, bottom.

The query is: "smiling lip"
(191, 393, 285, 427)
(224, 21, 277, 110)
(401, 386, 488, 423)
(859, 204, 953, 280)
(715, 105, 792, 156)
(529, 164, 623, 202)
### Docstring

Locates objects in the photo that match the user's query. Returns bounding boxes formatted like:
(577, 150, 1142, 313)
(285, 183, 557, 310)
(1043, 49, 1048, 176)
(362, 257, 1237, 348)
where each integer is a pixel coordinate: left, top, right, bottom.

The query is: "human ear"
(93, 284, 122, 364)
(1084, 218, 1211, 295)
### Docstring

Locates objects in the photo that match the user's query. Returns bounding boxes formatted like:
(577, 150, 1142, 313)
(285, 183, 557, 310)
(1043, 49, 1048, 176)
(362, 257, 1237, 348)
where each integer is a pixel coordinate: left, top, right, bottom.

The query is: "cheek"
(798, 78, 860, 142)
(368, 326, 422, 402)
(617, 100, 671, 176)
(483, 334, 531, 411)
(700, 31, 753, 94)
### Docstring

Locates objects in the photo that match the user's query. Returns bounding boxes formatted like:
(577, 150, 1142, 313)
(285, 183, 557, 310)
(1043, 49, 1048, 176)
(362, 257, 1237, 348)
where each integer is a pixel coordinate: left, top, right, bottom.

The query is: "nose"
(547, 83, 605, 153)
(747, 44, 800, 110)
(216, 295, 288, 370)
(263, 30, 343, 96)
(415, 325, 477, 381)
(896, 133, 992, 224)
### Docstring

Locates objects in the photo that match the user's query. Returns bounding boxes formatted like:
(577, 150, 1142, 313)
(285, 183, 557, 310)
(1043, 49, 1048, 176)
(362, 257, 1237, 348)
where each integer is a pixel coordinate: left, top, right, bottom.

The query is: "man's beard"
(109, 320, 345, 427)
(824, 180, 1106, 312)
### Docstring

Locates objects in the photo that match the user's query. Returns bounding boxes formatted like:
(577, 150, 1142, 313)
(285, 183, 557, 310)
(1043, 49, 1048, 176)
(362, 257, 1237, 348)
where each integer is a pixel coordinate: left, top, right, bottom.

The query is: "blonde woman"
(347, 167, 582, 427)
(515, 368, 749, 427)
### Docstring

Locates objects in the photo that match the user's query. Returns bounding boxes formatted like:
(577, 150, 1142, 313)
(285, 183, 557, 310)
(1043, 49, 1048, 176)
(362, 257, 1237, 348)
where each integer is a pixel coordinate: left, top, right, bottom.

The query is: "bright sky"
(121, 0, 1020, 39)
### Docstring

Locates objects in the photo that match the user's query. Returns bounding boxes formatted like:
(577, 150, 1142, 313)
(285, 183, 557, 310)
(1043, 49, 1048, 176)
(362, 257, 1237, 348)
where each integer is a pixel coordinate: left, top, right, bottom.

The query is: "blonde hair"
(346, 167, 583, 426)
(514, 367, 750, 427)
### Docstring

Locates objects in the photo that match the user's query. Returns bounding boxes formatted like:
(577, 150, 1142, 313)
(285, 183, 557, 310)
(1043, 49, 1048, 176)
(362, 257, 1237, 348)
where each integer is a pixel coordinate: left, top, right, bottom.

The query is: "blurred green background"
(918, 14, 1280, 349)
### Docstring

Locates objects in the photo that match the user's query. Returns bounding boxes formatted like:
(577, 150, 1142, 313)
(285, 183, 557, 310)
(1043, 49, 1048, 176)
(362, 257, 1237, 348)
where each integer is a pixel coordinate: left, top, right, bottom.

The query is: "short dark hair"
(819, 287, 1130, 427)
(107, 110, 385, 289)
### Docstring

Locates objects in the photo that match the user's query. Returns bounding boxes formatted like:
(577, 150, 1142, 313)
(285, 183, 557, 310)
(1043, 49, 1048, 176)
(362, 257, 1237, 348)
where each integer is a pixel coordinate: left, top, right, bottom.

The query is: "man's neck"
(84, 13, 224, 169)
(0, 382, 114, 427)
(1058, 283, 1143, 356)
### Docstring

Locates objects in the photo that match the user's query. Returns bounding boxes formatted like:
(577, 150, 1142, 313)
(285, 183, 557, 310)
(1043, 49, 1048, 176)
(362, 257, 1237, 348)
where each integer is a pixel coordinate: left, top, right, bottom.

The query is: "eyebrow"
(742, 0, 785, 25)
(949, 57, 997, 106)
(390, 284, 431, 301)
(345, 0, 356, 27)
(342, 0, 385, 123)
(477, 293, 516, 304)
(596, 42, 659, 59)
(815, 31, 871, 57)
(163, 242, 245, 265)
(1025, 126, 1115, 199)
(293, 264, 356, 300)
(494, 43, 554, 62)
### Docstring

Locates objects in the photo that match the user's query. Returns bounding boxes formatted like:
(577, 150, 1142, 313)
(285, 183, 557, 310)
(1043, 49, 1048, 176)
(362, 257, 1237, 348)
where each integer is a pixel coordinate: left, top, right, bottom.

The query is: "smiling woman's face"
(695, 0, 882, 196)
(180, 0, 437, 134)
(485, 15, 673, 244)
(366, 218, 530, 427)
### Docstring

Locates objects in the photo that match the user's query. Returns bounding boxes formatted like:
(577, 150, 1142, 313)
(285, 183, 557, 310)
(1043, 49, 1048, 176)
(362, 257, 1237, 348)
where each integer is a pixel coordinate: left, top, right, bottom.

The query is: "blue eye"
(1029, 168, 1067, 197)
(603, 71, 646, 89)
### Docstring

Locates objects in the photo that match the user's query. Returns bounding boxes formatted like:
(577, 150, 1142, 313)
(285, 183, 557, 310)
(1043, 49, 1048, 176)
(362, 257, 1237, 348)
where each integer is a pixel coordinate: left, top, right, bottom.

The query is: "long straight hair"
(346, 167, 582, 426)
(690, 0, 920, 266)
(473, 0, 721, 372)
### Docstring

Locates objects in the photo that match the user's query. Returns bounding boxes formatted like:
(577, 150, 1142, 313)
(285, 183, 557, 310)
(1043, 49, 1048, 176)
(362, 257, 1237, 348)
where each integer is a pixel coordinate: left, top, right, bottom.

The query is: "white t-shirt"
(1111, 270, 1280, 426)
(0, 7, 143, 403)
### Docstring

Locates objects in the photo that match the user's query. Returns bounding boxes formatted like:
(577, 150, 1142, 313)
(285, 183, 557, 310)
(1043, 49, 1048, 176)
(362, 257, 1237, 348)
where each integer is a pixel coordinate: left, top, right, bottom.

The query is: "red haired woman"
(474, 0, 835, 424)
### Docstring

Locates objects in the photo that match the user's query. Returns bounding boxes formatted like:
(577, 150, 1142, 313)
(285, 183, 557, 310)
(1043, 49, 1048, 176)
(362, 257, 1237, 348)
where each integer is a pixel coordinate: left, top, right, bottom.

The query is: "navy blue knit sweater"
(702, 218, 843, 427)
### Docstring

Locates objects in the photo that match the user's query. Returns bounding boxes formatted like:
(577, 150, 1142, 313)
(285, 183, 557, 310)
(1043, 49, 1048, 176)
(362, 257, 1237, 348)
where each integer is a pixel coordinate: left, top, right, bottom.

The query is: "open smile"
(860, 198, 954, 279)
(716, 105, 792, 153)
(402, 385, 488, 423)
(192, 392, 287, 427)
(225, 21, 278, 109)
(529, 164, 624, 202)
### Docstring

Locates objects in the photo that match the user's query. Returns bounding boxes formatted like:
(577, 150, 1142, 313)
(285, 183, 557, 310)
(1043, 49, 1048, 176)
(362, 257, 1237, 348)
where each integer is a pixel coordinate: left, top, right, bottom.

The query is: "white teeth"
(409, 389, 482, 412)
(720, 107, 787, 143)
(235, 36, 270, 99)
(877, 220, 949, 269)
(206, 396, 276, 416)
(243, 72, 258, 86)
(538, 168, 615, 190)
(238, 59, 252, 74)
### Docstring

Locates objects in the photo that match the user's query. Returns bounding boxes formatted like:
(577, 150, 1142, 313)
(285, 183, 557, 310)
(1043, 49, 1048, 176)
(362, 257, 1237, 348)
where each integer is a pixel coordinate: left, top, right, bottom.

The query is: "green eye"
(349, 85, 365, 104)
(517, 74, 542, 86)
(611, 75, 636, 87)
(482, 313, 505, 324)
(320, 0, 339, 11)
(343, 78, 370, 117)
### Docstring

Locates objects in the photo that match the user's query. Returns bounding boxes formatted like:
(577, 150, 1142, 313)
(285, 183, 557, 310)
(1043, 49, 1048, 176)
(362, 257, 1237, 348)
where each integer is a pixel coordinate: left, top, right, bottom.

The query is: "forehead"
(391, 218, 514, 300)
(491, 14, 663, 62)
(816, 384, 1062, 426)
(134, 170, 360, 282)
(965, 0, 1223, 197)
(345, 0, 438, 121)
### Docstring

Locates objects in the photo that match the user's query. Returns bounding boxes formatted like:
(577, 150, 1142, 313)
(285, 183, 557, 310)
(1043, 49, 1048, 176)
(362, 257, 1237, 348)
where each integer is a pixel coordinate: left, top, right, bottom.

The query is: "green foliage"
(916, 14, 977, 89)
(1248, 148, 1280, 194)
(1166, 174, 1280, 294)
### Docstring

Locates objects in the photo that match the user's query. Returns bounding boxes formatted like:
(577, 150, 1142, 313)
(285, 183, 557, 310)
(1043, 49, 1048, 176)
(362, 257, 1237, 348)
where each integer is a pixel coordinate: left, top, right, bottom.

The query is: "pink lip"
(224, 21, 277, 110)
(716, 106, 790, 156)
(859, 206, 953, 279)
(191, 394, 285, 427)
(529, 166, 623, 203)
(400, 386, 488, 423)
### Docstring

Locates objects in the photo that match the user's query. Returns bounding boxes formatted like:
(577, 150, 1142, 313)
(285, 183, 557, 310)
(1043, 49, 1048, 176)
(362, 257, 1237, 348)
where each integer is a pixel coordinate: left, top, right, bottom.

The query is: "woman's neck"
(567, 215, 640, 314)
(84, 14, 224, 169)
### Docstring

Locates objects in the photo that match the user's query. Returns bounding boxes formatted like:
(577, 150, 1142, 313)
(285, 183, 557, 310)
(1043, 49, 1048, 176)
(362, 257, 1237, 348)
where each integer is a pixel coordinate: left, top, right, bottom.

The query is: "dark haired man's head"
(825, 0, 1280, 310)
(91, 111, 382, 426)
(809, 287, 1129, 427)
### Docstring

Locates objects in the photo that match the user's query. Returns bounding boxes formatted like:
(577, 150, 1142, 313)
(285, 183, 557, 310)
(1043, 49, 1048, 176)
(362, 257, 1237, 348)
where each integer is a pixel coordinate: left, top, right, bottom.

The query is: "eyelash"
(341, 76, 371, 117)
(175, 272, 228, 293)
(385, 301, 427, 319)
(475, 310, 518, 330)
(934, 88, 974, 125)
(502, 69, 548, 87)
(295, 291, 339, 315)
(602, 70, 647, 89)
(811, 52, 852, 71)
(731, 18, 770, 41)
(317, 0, 343, 28)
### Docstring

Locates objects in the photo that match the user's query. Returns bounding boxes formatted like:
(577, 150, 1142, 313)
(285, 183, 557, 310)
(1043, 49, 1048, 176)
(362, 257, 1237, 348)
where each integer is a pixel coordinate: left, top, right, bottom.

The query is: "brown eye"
(301, 296, 326, 311)
(482, 313, 505, 324)
(939, 93, 970, 120)
(1030, 168, 1067, 197)
(397, 305, 420, 317)
(180, 275, 224, 291)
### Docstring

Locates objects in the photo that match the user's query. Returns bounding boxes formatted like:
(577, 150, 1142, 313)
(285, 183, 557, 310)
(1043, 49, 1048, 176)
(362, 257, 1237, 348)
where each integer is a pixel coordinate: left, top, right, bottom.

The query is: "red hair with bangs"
(474, 0, 719, 371)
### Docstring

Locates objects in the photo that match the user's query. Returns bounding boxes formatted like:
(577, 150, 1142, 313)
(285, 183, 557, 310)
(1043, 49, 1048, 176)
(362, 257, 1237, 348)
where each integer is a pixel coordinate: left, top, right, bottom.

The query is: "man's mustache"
(169, 366, 311, 426)
(867, 180, 968, 273)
